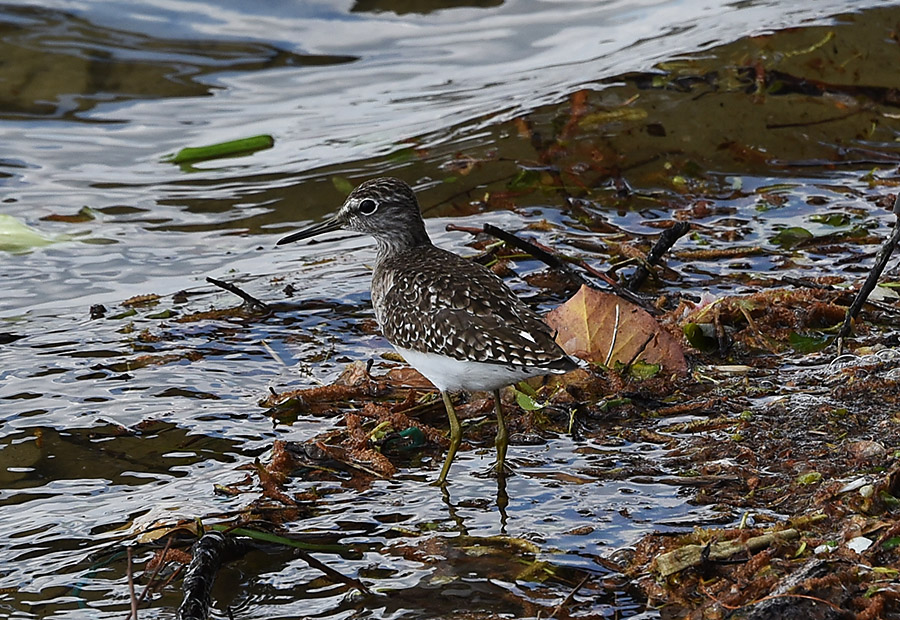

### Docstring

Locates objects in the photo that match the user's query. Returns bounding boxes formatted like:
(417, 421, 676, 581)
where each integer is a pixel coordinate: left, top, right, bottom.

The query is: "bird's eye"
(358, 198, 378, 215)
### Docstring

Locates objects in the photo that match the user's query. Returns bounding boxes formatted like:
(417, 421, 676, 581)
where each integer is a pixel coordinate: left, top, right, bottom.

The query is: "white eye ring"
(358, 198, 378, 215)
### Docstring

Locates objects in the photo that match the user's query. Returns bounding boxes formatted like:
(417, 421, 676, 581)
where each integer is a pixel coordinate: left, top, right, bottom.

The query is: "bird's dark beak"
(276, 213, 344, 246)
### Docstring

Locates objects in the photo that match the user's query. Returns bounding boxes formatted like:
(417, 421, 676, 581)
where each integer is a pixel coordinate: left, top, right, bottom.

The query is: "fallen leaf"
(683, 322, 717, 352)
(545, 285, 687, 375)
(0, 214, 59, 252)
(771, 226, 813, 248)
(788, 331, 831, 353)
(385, 366, 434, 389)
(514, 389, 544, 411)
(40, 206, 97, 223)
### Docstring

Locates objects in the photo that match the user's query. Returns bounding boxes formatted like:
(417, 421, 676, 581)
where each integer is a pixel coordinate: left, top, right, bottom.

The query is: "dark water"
(1, 1, 898, 617)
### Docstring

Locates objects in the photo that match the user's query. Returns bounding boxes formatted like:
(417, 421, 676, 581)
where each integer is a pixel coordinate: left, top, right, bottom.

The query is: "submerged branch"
(178, 532, 254, 620)
(206, 277, 271, 313)
(294, 548, 372, 595)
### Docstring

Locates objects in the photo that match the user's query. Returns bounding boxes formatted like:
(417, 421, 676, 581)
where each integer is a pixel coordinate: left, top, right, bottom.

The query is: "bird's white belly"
(394, 346, 547, 392)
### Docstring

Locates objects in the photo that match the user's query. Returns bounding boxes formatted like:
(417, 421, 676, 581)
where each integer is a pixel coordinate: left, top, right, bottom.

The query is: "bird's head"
(277, 177, 430, 251)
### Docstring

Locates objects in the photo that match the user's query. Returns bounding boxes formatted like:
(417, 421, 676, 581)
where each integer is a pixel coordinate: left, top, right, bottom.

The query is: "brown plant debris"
(122, 294, 161, 307)
(653, 528, 800, 577)
(546, 284, 688, 374)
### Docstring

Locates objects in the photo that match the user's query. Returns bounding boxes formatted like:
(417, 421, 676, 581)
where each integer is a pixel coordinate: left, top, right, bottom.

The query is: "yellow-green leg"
(493, 389, 508, 475)
(434, 390, 462, 486)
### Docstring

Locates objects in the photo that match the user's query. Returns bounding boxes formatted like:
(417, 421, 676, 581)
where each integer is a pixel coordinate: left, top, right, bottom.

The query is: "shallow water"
(1, 0, 899, 618)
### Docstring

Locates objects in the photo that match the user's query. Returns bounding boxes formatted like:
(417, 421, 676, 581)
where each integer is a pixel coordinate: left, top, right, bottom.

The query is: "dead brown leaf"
(385, 366, 434, 389)
(545, 285, 687, 375)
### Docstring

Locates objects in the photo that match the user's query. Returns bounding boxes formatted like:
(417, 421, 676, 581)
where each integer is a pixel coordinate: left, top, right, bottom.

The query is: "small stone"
(89, 304, 107, 319)
(850, 440, 885, 460)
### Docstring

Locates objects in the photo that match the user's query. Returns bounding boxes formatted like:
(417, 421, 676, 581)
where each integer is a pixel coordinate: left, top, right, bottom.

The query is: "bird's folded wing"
(379, 266, 572, 369)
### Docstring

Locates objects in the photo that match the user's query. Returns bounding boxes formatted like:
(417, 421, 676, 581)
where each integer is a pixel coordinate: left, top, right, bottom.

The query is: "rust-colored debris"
(675, 246, 765, 260)
(111, 351, 203, 372)
(675, 286, 851, 356)
(146, 547, 192, 573)
(40, 207, 96, 223)
(175, 306, 264, 323)
(122, 294, 161, 307)
(343, 413, 398, 477)
(355, 401, 447, 447)
(261, 361, 397, 415)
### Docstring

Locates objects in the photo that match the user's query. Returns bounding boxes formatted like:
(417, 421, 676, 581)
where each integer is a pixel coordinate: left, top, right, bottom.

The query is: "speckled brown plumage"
(372, 244, 573, 370)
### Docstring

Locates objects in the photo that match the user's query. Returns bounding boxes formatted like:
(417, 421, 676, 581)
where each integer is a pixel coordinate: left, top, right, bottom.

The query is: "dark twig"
(445, 224, 482, 235)
(206, 277, 270, 313)
(481, 223, 589, 288)
(158, 563, 185, 591)
(518, 233, 624, 291)
(626, 221, 691, 291)
(294, 548, 372, 595)
(858, 297, 900, 315)
(135, 535, 173, 609)
(837, 195, 900, 353)
(449, 222, 655, 311)
(548, 573, 591, 619)
(177, 530, 368, 620)
(126, 547, 138, 620)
